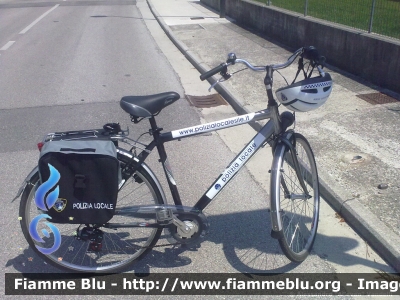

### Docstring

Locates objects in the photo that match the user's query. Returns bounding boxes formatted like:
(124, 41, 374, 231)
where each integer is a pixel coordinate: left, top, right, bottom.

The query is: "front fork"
(269, 130, 309, 238)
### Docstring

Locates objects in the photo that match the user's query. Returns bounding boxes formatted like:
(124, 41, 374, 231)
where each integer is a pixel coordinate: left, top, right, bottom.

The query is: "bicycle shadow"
(6, 248, 63, 273)
(131, 208, 390, 273)
(7, 209, 391, 274)
(111, 207, 294, 273)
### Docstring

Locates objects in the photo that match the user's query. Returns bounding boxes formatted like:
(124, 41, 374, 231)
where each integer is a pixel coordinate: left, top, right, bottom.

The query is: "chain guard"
(113, 204, 209, 246)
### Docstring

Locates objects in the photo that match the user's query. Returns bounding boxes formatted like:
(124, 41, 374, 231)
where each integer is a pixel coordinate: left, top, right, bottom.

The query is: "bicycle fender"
(271, 129, 295, 153)
(116, 147, 168, 204)
(270, 142, 286, 232)
(12, 166, 38, 202)
(140, 161, 168, 204)
(270, 130, 296, 232)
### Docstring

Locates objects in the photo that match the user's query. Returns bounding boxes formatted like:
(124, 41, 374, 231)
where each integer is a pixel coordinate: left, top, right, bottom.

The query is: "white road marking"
(19, 4, 59, 34)
(0, 41, 15, 51)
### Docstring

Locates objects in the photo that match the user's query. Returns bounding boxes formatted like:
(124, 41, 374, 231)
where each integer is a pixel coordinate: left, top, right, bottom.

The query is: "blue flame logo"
(29, 164, 62, 255)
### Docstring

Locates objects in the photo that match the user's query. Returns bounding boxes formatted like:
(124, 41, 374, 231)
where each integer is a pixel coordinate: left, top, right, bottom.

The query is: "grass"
(255, 0, 400, 39)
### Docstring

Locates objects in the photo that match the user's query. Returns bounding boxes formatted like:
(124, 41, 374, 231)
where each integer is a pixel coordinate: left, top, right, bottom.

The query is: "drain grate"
(186, 94, 228, 108)
(356, 92, 399, 105)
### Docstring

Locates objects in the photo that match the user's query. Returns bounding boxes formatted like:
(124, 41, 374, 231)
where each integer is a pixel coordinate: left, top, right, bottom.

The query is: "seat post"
(149, 116, 183, 205)
(149, 116, 160, 134)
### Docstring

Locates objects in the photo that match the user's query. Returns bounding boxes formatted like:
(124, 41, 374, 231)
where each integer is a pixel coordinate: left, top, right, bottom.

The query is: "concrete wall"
(201, 0, 400, 94)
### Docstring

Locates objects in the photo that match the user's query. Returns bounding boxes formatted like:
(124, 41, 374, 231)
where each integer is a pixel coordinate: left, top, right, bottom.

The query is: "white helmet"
(275, 73, 333, 112)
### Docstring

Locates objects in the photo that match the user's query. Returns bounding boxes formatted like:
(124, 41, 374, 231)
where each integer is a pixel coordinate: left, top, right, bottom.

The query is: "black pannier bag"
(38, 139, 120, 224)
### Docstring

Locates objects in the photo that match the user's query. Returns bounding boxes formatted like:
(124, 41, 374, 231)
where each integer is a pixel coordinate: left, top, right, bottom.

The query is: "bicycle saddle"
(120, 92, 180, 118)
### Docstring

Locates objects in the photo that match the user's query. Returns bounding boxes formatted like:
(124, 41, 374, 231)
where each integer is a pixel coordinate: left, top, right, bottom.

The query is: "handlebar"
(199, 63, 227, 81)
(199, 46, 326, 81)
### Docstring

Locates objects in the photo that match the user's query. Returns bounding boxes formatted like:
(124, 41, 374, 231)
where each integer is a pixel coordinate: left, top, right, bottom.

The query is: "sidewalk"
(146, 0, 400, 272)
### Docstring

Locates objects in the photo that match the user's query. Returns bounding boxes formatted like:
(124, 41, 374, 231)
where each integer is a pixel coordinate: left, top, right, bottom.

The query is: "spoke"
(288, 223, 299, 248)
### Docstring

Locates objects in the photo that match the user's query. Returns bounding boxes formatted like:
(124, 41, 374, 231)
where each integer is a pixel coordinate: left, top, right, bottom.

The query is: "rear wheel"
(19, 162, 164, 273)
(271, 133, 319, 262)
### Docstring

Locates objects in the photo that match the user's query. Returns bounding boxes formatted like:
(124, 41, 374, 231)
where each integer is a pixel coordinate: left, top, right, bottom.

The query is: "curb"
(146, 0, 400, 273)
(145, 0, 260, 131)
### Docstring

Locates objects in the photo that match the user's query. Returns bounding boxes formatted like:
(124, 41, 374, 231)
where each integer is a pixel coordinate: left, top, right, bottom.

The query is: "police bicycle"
(17, 46, 332, 273)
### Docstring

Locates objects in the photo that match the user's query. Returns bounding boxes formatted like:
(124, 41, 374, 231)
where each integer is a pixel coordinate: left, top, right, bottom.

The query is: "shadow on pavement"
(7, 209, 390, 274)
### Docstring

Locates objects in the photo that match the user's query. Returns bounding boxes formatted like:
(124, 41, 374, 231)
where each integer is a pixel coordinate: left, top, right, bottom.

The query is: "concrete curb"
(146, 0, 400, 273)
(146, 0, 257, 126)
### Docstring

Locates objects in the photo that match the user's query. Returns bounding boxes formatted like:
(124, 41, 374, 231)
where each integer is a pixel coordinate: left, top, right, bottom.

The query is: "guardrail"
(260, 0, 399, 40)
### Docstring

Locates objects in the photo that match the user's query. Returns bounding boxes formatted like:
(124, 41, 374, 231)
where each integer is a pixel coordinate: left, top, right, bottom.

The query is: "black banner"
(5, 273, 400, 295)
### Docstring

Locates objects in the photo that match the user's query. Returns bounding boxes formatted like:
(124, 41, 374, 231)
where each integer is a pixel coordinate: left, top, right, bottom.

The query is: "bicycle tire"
(19, 156, 164, 273)
(271, 133, 319, 262)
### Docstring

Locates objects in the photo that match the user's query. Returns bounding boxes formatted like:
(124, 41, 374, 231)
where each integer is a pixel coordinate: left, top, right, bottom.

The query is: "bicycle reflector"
(37, 142, 44, 151)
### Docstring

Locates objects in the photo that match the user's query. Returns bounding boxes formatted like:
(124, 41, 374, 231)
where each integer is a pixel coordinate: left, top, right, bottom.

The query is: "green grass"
(256, 0, 400, 39)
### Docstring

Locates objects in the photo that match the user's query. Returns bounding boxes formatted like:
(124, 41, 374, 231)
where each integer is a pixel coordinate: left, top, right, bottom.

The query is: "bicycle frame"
(129, 104, 283, 212)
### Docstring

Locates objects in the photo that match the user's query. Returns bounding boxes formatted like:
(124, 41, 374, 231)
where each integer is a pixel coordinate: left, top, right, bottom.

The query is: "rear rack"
(44, 129, 106, 142)
(42, 126, 150, 154)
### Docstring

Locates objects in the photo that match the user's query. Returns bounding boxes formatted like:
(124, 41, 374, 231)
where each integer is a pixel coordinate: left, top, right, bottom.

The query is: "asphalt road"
(0, 0, 395, 299)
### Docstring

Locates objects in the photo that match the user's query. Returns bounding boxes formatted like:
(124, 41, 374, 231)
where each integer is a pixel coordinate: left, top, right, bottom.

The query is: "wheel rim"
(22, 170, 161, 272)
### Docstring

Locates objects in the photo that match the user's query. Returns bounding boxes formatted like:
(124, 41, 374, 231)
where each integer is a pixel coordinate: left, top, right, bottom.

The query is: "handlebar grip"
(200, 63, 227, 81)
(303, 46, 327, 67)
(302, 46, 319, 62)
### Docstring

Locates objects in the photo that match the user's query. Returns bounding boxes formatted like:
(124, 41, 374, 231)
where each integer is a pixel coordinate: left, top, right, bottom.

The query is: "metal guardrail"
(261, 0, 399, 40)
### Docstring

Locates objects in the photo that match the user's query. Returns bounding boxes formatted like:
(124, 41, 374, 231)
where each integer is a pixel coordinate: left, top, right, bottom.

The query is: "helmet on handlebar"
(275, 73, 333, 112)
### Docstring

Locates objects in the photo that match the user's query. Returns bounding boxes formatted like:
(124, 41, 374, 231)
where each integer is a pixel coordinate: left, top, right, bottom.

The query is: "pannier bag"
(38, 139, 120, 224)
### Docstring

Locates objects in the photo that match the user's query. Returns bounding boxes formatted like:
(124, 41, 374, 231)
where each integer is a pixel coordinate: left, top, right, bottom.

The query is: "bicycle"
(16, 46, 332, 273)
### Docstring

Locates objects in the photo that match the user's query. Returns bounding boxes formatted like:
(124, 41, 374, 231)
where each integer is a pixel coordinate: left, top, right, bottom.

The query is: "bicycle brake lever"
(317, 65, 326, 77)
(208, 80, 220, 92)
(208, 74, 231, 92)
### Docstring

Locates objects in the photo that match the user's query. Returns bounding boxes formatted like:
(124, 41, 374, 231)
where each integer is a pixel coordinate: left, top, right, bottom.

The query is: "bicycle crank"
(167, 211, 209, 245)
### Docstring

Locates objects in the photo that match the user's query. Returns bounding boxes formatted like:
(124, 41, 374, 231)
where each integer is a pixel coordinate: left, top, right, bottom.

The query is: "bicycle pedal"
(156, 208, 173, 225)
(88, 242, 103, 252)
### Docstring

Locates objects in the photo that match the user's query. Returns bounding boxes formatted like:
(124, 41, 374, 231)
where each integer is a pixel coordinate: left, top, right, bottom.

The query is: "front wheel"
(270, 133, 320, 262)
(19, 164, 164, 273)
